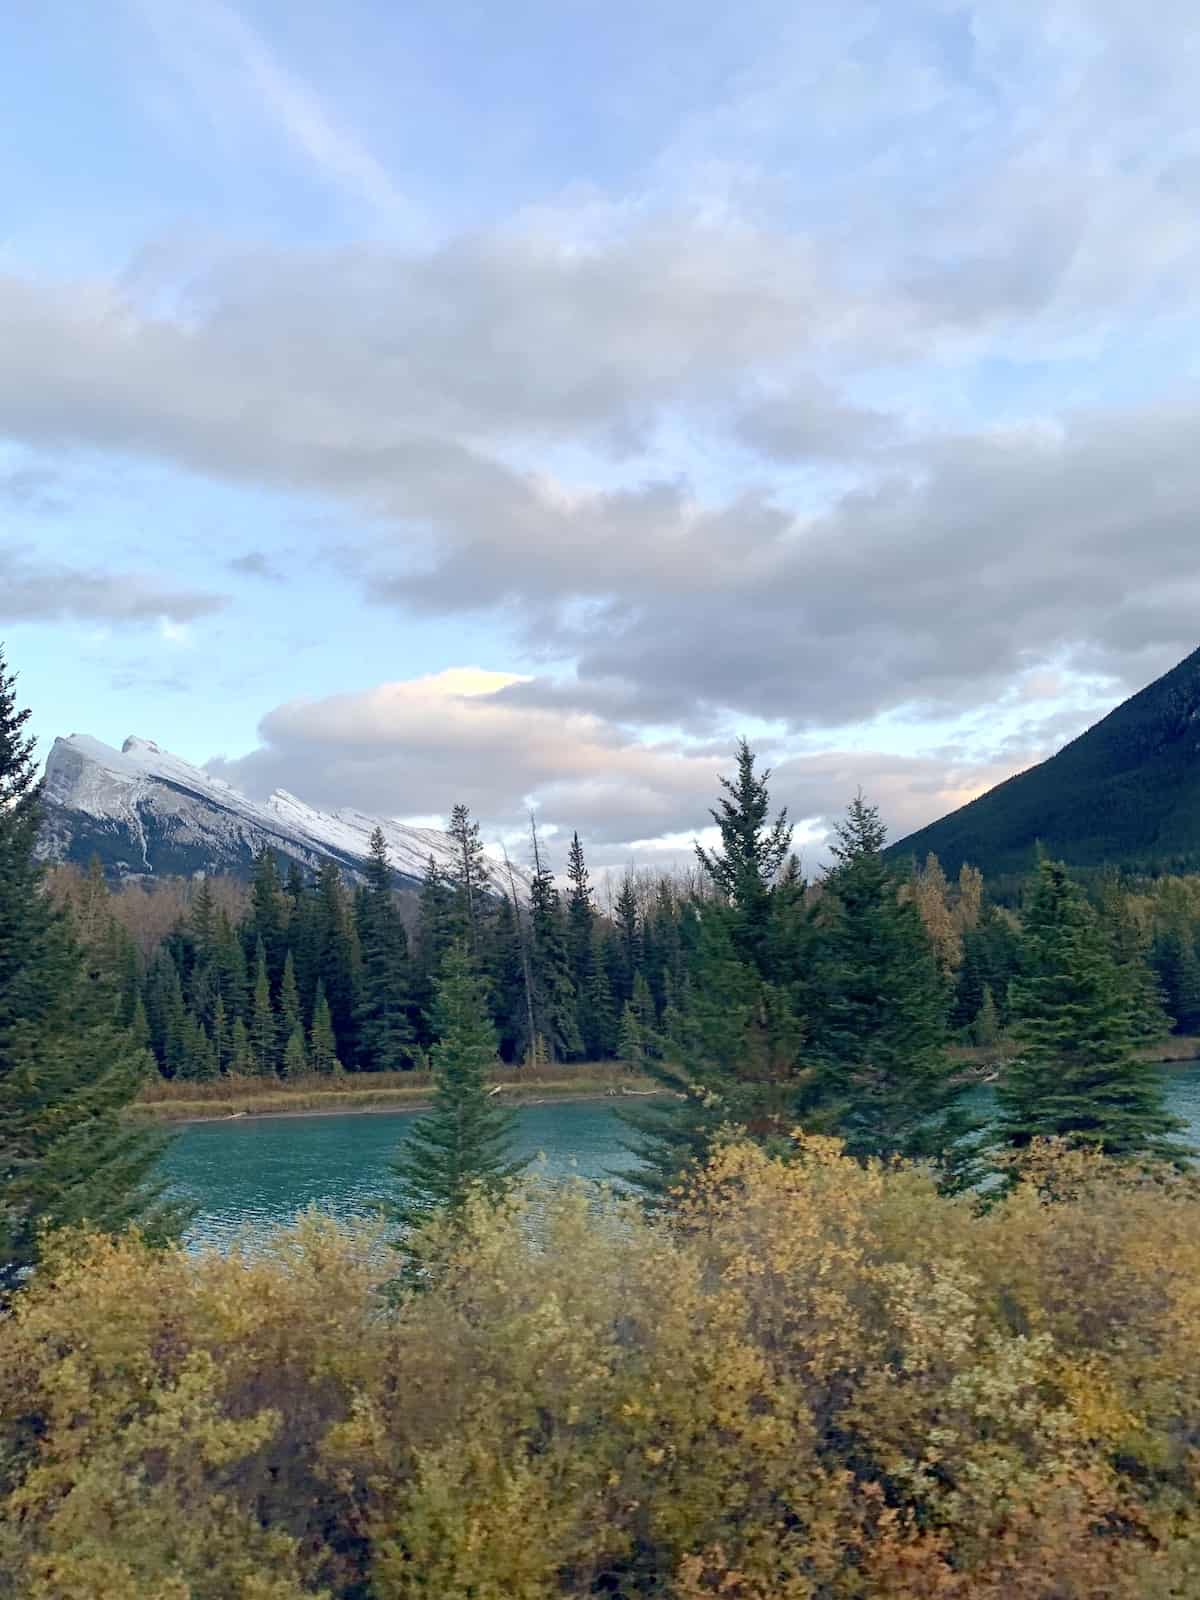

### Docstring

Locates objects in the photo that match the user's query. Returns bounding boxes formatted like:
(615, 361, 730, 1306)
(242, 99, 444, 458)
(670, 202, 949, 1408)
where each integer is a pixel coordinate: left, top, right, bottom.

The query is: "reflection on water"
(167, 1063, 1200, 1253)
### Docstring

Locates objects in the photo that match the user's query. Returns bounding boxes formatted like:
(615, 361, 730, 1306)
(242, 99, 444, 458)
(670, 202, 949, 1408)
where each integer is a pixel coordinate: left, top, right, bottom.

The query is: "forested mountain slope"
(888, 644, 1200, 881)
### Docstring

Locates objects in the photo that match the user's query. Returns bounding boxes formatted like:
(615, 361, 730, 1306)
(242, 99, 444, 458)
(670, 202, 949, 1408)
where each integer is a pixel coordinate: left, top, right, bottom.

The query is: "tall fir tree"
(413, 856, 456, 1045)
(447, 804, 488, 955)
(484, 892, 532, 1063)
(309, 981, 341, 1075)
(249, 938, 278, 1077)
(355, 827, 415, 1071)
(247, 848, 287, 985)
(582, 924, 618, 1060)
(527, 817, 583, 1061)
(388, 942, 529, 1234)
(313, 860, 360, 1065)
(611, 875, 642, 1011)
(805, 795, 974, 1176)
(623, 744, 809, 1200)
(996, 860, 1189, 1166)
(0, 646, 183, 1294)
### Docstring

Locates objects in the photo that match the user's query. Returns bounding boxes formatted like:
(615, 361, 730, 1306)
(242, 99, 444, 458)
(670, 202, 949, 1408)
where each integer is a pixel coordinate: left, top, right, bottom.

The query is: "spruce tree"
(230, 1016, 253, 1076)
(355, 827, 415, 1071)
(484, 892, 531, 1063)
(973, 985, 1000, 1048)
(996, 861, 1189, 1165)
(309, 982, 341, 1074)
(211, 995, 230, 1074)
(413, 856, 456, 1045)
(282, 1027, 308, 1078)
(278, 950, 302, 1046)
(582, 925, 618, 1059)
(612, 875, 641, 1011)
(0, 646, 183, 1294)
(527, 817, 583, 1061)
(388, 942, 529, 1233)
(565, 832, 595, 989)
(249, 939, 278, 1077)
(623, 745, 809, 1201)
(447, 804, 488, 954)
(696, 737, 793, 966)
(617, 999, 646, 1069)
(805, 796, 973, 1174)
(313, 861, 360, 1065)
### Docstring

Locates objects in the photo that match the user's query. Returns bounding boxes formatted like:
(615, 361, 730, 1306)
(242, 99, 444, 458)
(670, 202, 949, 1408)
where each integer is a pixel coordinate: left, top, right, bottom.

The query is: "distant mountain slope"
(887, 645, 1200, 882)
(37, 733, 514, 892)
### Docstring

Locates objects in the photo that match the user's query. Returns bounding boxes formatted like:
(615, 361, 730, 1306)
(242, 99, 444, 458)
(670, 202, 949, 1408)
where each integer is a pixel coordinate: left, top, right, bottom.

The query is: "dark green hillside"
(887, 644, 1200, 883)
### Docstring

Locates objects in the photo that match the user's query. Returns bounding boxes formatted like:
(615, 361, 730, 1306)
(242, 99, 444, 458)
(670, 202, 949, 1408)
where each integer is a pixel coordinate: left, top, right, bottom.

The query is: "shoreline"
(145, 1087, 663, 1128)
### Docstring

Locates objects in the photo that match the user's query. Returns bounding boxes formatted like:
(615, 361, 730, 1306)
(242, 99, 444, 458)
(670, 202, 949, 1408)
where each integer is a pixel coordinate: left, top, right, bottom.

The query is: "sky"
(5, 0, 1200, 873)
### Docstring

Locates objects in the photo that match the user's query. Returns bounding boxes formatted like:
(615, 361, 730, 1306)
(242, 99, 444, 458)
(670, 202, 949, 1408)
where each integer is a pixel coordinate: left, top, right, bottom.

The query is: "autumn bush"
(3, 1137, 1200, 1598)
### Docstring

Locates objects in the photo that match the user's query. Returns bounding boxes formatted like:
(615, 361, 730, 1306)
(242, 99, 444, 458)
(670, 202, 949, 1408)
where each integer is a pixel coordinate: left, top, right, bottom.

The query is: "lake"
(168, 1064, 1200, 1251)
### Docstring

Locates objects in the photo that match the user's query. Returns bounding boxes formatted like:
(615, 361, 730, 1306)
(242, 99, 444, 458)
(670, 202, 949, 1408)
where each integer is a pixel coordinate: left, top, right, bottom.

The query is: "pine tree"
(278, 949, 301, 1041)
(617, 999, 645, 1069)
(1096, 876, 1172, 1044)
(805, 795, 975, 1175)
(211, 995, 230, 1074)
(1152, 918, 1200, 1034)
(282, 1027, 308, 1078)
(249, 939, 278, 1077)
(623, 745, 809, 1201)
(230, 1016, 253, 1076)
(388, 942, 529, 1234)
(973, 985, 1000, 1048)
(582, 925, 618, 1059)
(484, 892, 531, 1063)
(447, 804, 488, 954)
(611, 875, 642, 1010)
(309, 982, 341, 1075)
(213, 911, 249, 1022)
(311, 860, 360, 1065)
(248, 848, 287, 984)
(996, 861, 1189, 1166)
(565, 833, 594, 985)
(0, 646, 183, 1294)
(413, 856, 456, 1045)
(355, 827, 415, 1071)
(696, 737, 794, 966)
(527, 817, 583, 1061)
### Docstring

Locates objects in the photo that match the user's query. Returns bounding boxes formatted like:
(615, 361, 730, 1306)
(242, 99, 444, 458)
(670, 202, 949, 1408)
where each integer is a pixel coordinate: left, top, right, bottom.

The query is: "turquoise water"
(167, 1065, 1200, 1252)
(167, 1098, 641, 1252)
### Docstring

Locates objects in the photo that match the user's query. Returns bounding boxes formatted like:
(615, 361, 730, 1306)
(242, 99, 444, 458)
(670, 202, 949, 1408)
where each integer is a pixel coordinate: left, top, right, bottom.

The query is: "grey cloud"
(735, 380, 899, 462)
(228, 550, 284, 582)
(0, 544, 229, 625)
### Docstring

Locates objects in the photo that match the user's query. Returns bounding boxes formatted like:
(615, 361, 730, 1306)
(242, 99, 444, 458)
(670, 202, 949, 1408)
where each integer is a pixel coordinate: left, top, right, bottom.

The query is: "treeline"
(49, 765, 1200, 1097)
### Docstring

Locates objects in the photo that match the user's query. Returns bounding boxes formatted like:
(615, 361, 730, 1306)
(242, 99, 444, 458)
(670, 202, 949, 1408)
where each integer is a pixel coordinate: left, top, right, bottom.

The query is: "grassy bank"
(132, 1062, 661, 1124)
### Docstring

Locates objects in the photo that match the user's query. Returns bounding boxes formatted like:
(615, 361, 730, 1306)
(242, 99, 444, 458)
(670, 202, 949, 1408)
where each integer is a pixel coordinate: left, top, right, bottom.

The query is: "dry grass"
(132, 1062, 659, 1123)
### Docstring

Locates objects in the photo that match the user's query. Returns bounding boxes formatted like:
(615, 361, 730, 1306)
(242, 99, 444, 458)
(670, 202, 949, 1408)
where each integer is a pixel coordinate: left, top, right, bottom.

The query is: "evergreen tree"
(413, 856, 456, 1045)
(213, 911, 249, 1022)
(1097, 876, 1172, 1044)
(973, 985, 1000, 1048)
(278, 950, 302, 1045)
(565, 832, 595, 987)
(313, 861, 360, 1065)
(527, 817, 584, 1061)
(624, 745, 809, 1201)
(696, 737, 794, 966)
(388, 942, 529, 1233)
(247, 848, 287, 984)
(249, 939, 278, 1077)
(805, 795, 974, 1175)
(282, 1027, 308, 1078)
(995, 860, 1189, 1165)
(484, 892, 531, 1063)
(1152, 918, 1200, 1035)
(230, 1016, 253, 1076)
(617, 999, 645, 1069)
(0, 646, 182, 1294)
(211, 995, 231, 1074)
(309, 982, 341, 1075)
(447, 804, 488, 954)
(611, 875, 641, 1011)
(582, 925, 618, 1059)
(355, 827, 415, 1071)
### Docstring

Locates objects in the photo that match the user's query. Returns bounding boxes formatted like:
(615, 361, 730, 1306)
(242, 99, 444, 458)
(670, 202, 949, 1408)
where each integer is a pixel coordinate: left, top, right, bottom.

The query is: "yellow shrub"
(3, 1139, 1200, 1597)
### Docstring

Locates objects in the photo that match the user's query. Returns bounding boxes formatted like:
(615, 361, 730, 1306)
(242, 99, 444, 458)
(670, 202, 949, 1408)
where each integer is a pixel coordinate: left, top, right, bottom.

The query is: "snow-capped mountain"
(37, 733, 516, 893)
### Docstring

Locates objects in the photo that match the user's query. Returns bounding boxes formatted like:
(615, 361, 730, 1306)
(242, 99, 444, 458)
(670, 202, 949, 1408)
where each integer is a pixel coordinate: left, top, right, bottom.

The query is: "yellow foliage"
(4, 1142, 1200, 1596)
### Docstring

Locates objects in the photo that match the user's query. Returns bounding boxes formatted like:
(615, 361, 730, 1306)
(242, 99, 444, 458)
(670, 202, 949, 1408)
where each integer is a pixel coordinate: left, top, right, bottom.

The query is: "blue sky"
(5, 0, 1200, 867)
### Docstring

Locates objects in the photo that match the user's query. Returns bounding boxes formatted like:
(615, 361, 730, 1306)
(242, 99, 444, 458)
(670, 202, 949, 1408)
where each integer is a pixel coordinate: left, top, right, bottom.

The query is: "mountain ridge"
(37, 731, 515, 892)
(887, 644, 1200, 882)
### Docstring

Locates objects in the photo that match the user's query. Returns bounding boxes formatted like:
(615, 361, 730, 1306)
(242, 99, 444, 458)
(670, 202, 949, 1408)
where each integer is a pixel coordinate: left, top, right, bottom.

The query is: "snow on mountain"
(38, 732, 518, 893)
